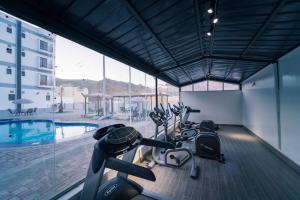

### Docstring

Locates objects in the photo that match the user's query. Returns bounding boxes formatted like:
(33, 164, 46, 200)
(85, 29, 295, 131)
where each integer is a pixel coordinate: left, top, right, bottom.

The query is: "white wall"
(22, 89, 53, 109)
(0, 20, 16, 42)
(0, 43, 15, 63)
(0, 65, 15, 84)
(242, 64, 279, 149)
(279, 47, 300, 165)
(241, 46, 300, 165)
(0, 87, 15, 109)
(181, 91, 242, 125)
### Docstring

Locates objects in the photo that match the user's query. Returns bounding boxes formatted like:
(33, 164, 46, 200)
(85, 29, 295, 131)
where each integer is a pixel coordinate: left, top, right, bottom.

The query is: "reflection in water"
(55, 125, 96, 140)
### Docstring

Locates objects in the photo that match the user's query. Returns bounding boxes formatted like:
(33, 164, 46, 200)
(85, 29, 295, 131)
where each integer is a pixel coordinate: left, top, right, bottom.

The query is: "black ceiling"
(1, 0, 299, 86)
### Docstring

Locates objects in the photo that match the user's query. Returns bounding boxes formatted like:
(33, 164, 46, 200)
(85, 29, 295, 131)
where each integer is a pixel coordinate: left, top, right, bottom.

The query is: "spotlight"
(213, 18, 219, 24)
(207, 32, 212, 36)
(207, 8, 213, 14)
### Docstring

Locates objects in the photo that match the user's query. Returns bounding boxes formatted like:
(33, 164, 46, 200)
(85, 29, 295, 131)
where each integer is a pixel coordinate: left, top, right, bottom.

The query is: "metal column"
(274, 62, 282, 150)
(102, 55, 106, 116)
(16, 21, 22, 112)
(129, 67, 132, 124)
(155, 77, 158, 108)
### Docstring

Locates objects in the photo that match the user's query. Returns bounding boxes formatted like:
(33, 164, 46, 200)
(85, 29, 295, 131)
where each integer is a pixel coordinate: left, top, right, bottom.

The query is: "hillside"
(55, 78, 153, 95)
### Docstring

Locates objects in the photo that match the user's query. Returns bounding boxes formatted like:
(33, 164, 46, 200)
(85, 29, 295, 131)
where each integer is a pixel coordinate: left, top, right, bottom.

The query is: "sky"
(55, 36, 155, 87)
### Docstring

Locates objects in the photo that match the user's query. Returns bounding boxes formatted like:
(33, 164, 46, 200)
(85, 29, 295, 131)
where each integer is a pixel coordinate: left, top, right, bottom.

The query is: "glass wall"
(194, 81, 208, 91)
(181, 80, 240, 92)
(157, 79, 179, 131)
(54, 36, 103, 197)
(208, 80, 223, 91)
(181, 84, 193, 91)
(0, 10, 179, 199)
(224, 83, 240, 90)
(105, 56, 130, 126)
(0, 11, 57, 199)
(130, 68, 156, 138)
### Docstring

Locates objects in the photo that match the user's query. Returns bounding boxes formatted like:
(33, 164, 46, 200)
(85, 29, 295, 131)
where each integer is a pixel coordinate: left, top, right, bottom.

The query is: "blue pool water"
(0, 120, 99, 147)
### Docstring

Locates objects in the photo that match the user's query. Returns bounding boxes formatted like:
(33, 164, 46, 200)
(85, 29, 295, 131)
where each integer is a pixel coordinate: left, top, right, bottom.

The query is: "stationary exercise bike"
(80, 124, 175, 200)
(149, 105, 199, 179)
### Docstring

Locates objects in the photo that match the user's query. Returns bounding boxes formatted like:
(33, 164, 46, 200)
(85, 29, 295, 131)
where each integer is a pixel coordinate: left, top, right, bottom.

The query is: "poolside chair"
(7, 109, 16, 116)
(33, 107, 37, 114)
(26, 108, 34, 115)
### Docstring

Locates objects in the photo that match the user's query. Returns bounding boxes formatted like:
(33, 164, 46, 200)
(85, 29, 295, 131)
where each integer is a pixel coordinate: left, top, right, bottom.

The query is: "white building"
(54, 86, 88, 111)
(0, 12, 55, 112)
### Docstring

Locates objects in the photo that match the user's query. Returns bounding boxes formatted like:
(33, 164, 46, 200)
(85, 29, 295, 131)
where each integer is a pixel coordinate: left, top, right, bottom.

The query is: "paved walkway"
(0, 112, 156, 200)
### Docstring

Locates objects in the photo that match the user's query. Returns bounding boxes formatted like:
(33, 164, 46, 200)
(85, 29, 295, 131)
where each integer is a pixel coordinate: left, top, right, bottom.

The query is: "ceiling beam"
(180, 76, 239, 87)
(240, 0, 287, 56)
(158, 55, 273, 73)
(123, 0, 193, 83)
(226, 0, 287, 81)
(194, 0, 204, 56)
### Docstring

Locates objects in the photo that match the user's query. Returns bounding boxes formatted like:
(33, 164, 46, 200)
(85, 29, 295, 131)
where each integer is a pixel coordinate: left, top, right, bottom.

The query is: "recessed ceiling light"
(213, 18, 219, 24)
(207, 8, 213, 14)
(207, 32, 212, 36)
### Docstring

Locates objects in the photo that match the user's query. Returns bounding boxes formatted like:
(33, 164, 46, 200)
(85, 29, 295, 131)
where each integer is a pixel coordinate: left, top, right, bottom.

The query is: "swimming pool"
(0, 120, 99, 147)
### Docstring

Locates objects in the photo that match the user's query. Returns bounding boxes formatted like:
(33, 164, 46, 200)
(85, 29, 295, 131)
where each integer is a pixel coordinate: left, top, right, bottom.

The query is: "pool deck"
(0, 111, 155, 200)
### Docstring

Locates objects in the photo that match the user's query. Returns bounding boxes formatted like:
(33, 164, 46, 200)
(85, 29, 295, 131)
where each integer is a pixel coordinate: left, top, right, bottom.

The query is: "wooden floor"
(130, 126, 300, 200)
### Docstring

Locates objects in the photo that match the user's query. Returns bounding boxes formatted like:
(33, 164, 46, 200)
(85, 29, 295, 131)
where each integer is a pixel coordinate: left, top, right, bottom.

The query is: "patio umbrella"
(12, 98, 34, 104)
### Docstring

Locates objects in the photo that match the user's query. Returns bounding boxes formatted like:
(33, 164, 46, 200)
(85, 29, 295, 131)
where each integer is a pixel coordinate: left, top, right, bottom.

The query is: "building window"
(21, 71, 25, 76)
(40, 57, 48, 68)
(6, 47, 12, 54)
(194, 81, 208, 91)
(6, 68, 12, 74)
(21, 51, 25, 57)
(7, 26, 12, 33)
(8, 94, 15, 101)
(46, 94, 51, 101)
(224, 83, 240, 90)
(22, 32, 26, 38)
(208, 81, 223, 91)
(40, 74, 48, 85)
(40, 40, 48, 51)
(181, 84, 193, 91)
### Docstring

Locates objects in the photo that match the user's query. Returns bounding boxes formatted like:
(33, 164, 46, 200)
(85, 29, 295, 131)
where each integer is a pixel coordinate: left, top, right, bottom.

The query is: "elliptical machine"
(181, 102, 219, 132)
(175, 102, 225, 163)
(149, 105, 199, 179)
(80, 124, 175, 200)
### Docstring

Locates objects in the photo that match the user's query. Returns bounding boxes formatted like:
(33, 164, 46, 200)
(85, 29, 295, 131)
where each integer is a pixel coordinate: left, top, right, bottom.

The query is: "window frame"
(6, 26, 12, 33)
(6, 47, 12, 54)
(40, 57, 48, 68)
(181, 80, 240, 92)
(40, 74, 48, 85)
(8, 93, 15, 101)
(39, 40, 48, 51)
(46, 94, 51, 101)
(6, 68, 12, 75)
